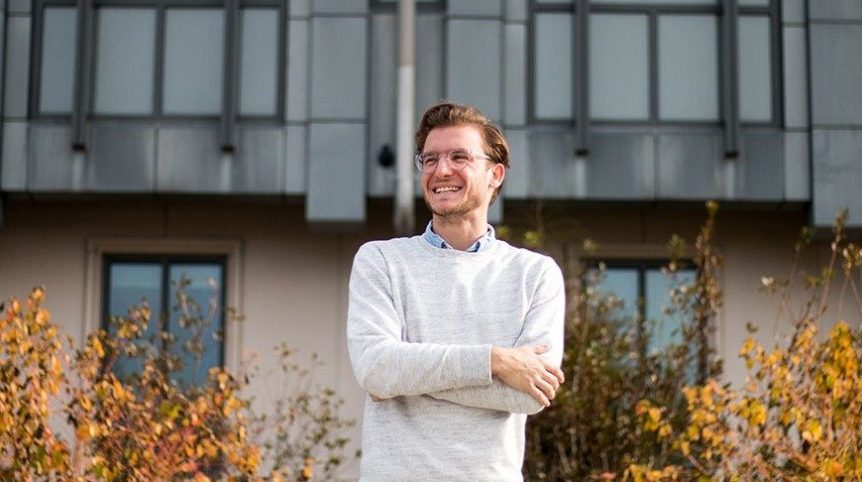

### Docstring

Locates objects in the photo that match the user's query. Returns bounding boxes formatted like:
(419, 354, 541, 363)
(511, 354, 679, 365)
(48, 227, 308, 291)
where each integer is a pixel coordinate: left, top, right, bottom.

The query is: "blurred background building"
(1, 0, 861, 477)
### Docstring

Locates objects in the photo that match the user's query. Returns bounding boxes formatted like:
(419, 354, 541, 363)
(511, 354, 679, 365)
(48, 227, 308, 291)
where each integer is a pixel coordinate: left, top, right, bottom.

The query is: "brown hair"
(415, 101, 510, 203)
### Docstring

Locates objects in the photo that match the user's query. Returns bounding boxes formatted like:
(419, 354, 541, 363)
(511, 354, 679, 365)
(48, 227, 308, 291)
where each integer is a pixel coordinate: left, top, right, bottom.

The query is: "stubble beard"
(424, 193, 484, 224)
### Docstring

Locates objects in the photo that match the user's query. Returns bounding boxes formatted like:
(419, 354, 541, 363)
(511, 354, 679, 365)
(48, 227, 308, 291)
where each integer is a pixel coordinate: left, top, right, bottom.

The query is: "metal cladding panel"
(812, 129, 862, 227)
(810, 25, 862, 125)
(783, 27, 809, 128)
(4, 17, 30, 118)
(809, 1, 862, 21)
(447, 19, 502, 121)
(784, 132, 810, 201)
(504, 128, 528, 199)
(529, 130, 577, 198)
(368, 13, 397, 197)
(287, 19, 309, 122)
(737, 132, 784, 200)
(587, 133, 654, 199)
(782, 0, 805, 23)
(285, 124, 307, 195)
(504, 24, 526, 126)
(657, 134, 723, 199)
(89, 124, 156, 192)
(448, 0, 502, 17)
(506, 0, 527, 22)
(156, 126, 224, 192)
(312, 0, 367, 15)
(416, 13, 444, 114)
(1, 121, 27, 190)
(307, 123, 366, 222)
(29, 124, 76, 190)
(234, 126, 284, 193)
(310, 17, 368, 120)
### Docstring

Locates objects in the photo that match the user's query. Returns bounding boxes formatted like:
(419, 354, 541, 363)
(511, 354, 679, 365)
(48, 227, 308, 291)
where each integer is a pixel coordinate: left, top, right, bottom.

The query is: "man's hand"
(491, 345, 565, 407)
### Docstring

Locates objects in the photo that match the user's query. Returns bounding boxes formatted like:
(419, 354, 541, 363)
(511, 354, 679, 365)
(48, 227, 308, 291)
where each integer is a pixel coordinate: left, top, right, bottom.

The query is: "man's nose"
(435, 156, 455, 175)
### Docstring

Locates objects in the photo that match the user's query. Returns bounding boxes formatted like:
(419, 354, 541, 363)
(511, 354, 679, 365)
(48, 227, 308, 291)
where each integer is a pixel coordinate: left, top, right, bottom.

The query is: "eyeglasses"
(414, 149, 492, 172)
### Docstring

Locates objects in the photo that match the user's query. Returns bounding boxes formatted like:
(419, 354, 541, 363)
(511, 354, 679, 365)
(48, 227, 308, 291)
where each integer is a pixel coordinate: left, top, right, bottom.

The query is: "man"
(347, 102, 565, 481)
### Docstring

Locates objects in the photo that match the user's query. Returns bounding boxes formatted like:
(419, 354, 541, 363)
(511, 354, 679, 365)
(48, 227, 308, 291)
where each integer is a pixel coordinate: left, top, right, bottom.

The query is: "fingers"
(534, 377, 556, 401)
(547, 364, 565, 384)
(529, 385, 551, 407)
(541, 369, 560, 393)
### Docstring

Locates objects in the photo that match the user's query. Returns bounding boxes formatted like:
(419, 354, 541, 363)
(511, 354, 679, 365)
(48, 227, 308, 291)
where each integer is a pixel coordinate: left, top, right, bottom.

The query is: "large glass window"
(531, 1, 778, 125)
(587, 262, 697, 354)
(104, 256, 225, 388)
(35, 0, 283, 120)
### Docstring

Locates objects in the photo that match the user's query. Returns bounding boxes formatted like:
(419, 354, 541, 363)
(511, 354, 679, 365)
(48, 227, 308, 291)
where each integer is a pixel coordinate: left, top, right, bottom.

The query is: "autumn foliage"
(0, 287, 353, 482)
(629, 210, 862, 481)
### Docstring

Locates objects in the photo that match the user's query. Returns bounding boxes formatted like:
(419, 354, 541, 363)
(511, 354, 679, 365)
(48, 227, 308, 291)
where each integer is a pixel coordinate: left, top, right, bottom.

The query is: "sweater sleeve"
(346, 243, 494, 399)
(428, 258, 566, 414)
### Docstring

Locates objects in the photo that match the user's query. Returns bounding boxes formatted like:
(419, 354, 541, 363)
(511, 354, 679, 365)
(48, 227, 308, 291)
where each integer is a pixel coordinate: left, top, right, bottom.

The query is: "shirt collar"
(422, 221, 496, 253)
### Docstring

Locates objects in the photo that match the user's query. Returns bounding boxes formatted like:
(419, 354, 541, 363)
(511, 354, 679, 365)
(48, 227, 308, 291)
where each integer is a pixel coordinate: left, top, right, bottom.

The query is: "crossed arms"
(346, 244, 566, 415)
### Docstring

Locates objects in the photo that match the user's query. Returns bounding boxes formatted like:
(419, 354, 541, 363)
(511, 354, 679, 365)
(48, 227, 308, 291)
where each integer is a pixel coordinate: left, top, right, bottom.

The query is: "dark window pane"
(168, 263, 224, 388)
(645, 268, 696, 353)
(107, 262, 162, 380)
(589, 267, 639, 321)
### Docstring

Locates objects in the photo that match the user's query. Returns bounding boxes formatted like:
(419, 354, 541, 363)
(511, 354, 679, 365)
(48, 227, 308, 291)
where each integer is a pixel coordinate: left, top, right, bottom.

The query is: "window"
(33, 0, 284, 120)
(586, 261, 697, 355)
(103, 255, 226, 388)
(531, 0, 778, 125)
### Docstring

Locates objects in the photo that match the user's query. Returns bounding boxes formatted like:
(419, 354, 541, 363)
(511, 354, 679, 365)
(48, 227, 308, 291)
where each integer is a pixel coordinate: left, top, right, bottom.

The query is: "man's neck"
(431, 214, 488, 251)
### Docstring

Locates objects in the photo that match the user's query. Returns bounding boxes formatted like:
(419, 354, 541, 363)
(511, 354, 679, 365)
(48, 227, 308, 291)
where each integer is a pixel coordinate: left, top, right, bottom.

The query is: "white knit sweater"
(347, 236, 565, 482)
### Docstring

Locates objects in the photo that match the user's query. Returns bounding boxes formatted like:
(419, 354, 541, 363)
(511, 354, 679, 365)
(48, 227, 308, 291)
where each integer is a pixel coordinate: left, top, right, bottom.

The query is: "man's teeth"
(434, 187, 461, 193)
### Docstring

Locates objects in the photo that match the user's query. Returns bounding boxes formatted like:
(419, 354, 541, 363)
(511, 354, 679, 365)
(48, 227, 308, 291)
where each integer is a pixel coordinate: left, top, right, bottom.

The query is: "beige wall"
(1, 198, 859, 478)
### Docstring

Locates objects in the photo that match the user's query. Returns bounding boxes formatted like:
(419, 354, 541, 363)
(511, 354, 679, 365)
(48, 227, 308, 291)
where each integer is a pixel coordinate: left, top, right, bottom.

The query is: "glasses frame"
(414, 149, 493, 172)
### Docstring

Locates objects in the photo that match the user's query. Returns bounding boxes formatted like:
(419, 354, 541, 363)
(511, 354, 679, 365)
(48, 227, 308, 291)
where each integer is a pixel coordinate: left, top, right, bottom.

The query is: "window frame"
(29, 0, 287, 127)
(528, 0, 782, 131)
(581, 257, 707, 379)
(101, 253, 228, 385)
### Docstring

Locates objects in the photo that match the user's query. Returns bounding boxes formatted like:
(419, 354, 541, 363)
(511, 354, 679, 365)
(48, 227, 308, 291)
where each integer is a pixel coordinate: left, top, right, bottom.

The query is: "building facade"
(1, 0, 861, 478)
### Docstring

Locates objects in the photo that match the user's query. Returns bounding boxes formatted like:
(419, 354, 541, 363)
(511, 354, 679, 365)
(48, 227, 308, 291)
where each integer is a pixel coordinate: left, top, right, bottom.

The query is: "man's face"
(420, 125, 505, 221)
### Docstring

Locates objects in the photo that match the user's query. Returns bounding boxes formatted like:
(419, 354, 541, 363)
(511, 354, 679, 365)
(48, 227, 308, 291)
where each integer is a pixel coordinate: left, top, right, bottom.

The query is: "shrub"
(0, 284, 354, 482)
(629, 210, 862, 481)
(519, 202, 724, 480)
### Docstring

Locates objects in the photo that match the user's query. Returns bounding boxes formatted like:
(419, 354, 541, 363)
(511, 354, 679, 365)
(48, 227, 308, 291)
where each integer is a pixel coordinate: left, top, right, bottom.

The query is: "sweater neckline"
(414, 234, 503, 258)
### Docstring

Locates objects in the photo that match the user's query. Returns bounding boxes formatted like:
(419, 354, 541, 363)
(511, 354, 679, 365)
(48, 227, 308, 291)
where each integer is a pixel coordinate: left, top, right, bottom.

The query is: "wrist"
(490, 346, 503, 377)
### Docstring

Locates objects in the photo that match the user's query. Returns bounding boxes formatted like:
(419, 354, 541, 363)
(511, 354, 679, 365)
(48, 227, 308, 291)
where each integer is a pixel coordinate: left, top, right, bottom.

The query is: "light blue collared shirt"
(422, 221, 496, 253)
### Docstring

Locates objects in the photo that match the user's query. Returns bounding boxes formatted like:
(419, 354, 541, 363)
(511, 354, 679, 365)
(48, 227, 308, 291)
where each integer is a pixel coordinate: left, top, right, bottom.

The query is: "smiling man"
(347, 102, 566, 482)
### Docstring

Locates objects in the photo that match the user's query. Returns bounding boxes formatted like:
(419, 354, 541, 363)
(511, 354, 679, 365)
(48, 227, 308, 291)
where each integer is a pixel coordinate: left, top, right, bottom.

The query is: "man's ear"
(489, 163, 506, 188)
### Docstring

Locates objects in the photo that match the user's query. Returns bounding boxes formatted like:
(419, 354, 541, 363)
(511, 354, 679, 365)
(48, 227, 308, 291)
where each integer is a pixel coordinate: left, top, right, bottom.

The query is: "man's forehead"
(424, 125, 484, 148)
